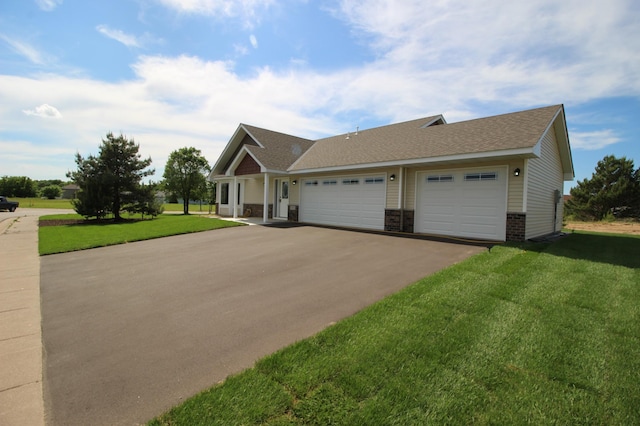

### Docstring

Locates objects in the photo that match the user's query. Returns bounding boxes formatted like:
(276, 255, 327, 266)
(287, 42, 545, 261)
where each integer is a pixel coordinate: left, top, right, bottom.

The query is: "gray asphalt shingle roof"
(241, 125, 315, 172)
(289, 105, 563, 171)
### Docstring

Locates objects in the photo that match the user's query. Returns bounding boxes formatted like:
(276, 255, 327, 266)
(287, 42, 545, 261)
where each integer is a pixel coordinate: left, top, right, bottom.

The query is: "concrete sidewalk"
(0, 216, 44, 426)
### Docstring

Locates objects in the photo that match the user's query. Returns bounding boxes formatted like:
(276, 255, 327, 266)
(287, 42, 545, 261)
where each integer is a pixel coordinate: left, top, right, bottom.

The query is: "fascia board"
(555, 106, 575, 179)
(240, 124, 265, 148)
(420, 115, 447, 127)
(288, 147, 538, 175)
(534, 106, 574, 180)
(210, 125, 248, 176)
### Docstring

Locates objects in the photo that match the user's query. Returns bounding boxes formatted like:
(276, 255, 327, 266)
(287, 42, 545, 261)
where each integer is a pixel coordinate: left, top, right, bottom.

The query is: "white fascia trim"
(263, 168, 289, 175)
(420, 115, 447, 127)
(225, 147, 266, 176)
(240, 124, 265, 148)
(210, 125, 247, 177)
(288, 147, 538, 175)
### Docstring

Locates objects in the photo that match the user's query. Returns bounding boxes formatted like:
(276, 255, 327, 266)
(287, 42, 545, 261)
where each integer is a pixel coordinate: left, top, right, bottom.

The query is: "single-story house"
(61, 184, 80, 199)
(209, 104, 573, 242)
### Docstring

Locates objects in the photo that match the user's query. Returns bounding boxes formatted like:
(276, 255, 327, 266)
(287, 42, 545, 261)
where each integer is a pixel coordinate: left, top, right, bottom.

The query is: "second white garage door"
(299, 175, 386, 230)
(416, 168, 507, 241)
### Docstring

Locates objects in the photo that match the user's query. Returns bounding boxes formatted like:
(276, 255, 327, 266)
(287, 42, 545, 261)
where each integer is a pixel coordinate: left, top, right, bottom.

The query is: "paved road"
(41, 224, 485, 425)
(0, 207, 74, 219)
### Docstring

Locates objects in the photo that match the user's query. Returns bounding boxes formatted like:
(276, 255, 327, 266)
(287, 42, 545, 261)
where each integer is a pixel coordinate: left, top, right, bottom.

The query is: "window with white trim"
(220, 183, 229, 204)
(305, 180, 318, 186)
(342, 178, 360, 185)
(323, 180, 337, 185)
(464, 172, 497, 181)
(427, 175, 454, 183)
(364, 177, 384, 184)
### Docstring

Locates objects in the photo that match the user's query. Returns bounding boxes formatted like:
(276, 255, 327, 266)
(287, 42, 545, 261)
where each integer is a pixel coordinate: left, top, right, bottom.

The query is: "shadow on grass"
(521, 232, 640, 269)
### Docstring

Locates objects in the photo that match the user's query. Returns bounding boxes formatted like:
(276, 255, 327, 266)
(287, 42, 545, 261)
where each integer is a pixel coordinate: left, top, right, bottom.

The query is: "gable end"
(222, 134, 259, 173)
(235, 153, 261, 175)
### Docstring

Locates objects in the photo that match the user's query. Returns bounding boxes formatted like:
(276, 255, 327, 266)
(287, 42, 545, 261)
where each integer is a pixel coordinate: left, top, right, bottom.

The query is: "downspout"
(398, 167, 404, 232)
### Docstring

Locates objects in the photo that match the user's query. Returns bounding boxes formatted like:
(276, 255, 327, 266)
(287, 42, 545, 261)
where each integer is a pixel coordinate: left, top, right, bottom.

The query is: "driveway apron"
(40, 225, 485, 425)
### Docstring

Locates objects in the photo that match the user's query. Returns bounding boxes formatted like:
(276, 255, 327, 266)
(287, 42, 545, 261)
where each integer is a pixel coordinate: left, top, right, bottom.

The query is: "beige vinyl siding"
(243, 178, 264, 203)
(290, 177, 300, 204)
(507, 159, 525, 212)
(386, 172, 400, 209)
(525, 130, 564, 239)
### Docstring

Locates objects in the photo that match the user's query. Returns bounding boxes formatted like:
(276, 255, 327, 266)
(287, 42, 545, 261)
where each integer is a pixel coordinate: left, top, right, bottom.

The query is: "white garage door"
(300, 176, 386, 230)
(416, 168, 507, 241)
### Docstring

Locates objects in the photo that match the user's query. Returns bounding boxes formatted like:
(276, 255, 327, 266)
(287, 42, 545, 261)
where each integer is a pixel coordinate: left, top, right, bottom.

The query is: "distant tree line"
(0, 176, 70, 199)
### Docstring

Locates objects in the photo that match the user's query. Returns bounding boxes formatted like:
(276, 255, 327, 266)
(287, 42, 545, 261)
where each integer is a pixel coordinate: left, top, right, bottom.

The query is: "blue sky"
(1, 0, 639, 193)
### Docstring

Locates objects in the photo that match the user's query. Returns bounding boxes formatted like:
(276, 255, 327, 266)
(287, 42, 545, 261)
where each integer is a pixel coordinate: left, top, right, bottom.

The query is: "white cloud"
(23, 104, 63, 119)
(250, 34, 258, 49)
(155, 0, 275, 28)
(35, 0, 63, 11)
(0, 34, 45, 65)
(330, 0, 640, 113)
(570, 130, 621, 151)
(96, 25, 142, 48)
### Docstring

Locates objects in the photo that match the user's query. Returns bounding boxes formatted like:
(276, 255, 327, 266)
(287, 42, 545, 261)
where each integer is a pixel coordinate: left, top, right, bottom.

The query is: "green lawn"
(11, 197, 214, 212)
(39, 214, 242, 255)
(149, 231, 640, 425)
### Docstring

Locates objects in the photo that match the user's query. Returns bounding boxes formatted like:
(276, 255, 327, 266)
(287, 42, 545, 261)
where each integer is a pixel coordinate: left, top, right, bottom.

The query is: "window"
(305, 180, 318, 186)
(342, 178, 360, 185)
(464, 172, 497, 181)
(427, 175, 453, 183)
(364, 177, 384, 184)
(323, 180, 337, 185)
(220, 183, 229, 204)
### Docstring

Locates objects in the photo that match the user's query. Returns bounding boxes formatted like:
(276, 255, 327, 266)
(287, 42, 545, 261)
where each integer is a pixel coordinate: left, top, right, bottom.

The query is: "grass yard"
(10, 197, 214, 213)
(39, 214, 243, 255)
(13, 197, 74, 209)
(149, 231, 640, 425)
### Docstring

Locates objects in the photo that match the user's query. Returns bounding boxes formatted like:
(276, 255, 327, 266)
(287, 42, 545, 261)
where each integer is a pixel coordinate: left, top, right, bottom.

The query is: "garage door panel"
(417, 169, 507, 241)
(300, 176, 386, 230)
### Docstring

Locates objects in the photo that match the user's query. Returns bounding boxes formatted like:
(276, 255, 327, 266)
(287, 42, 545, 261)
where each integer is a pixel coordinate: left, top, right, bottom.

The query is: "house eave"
(288, 147, 539, 174)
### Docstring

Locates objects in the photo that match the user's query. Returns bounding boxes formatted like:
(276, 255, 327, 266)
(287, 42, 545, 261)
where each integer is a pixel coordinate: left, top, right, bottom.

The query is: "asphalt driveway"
(40, 224, 485, 425)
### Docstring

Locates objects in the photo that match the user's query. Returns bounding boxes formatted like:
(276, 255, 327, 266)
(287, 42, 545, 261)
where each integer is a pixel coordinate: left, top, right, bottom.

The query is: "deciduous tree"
(163, 147, 210, 214)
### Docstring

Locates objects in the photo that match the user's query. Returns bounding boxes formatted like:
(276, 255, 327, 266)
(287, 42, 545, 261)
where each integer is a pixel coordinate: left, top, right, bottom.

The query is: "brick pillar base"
(242, 203, 273, 218)
(385, 209, 414, 233)
(288, 205, 299, 222)
(506, 212, 526, 242)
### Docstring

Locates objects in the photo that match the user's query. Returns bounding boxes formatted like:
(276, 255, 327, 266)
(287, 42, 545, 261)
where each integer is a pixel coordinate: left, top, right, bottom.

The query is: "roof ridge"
(445, 104, 562, 126)
(242, 123, 315, 143)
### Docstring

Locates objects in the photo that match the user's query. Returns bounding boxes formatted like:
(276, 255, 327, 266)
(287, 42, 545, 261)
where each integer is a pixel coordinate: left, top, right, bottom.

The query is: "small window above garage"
(342, 178, 360, 185)
(464, 172, 497, 181)
(427, 174, 453, 183)
(364, 177, 384, 184)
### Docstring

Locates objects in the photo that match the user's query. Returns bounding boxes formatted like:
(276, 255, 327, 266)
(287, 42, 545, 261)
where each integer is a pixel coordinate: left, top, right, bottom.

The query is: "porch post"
(232, 176, 238, 218)
(263, 173, 269, 223)
(397, 166, 404, 209)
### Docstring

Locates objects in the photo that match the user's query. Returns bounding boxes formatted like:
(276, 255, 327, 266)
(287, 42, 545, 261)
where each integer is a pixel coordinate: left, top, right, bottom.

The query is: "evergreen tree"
(67, 133, 154, 220)
(566, 155, 640, 220)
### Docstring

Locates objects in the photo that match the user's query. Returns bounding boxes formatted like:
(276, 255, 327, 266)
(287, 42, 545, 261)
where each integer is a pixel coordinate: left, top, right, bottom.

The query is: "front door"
(277, 179, 289, 219)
